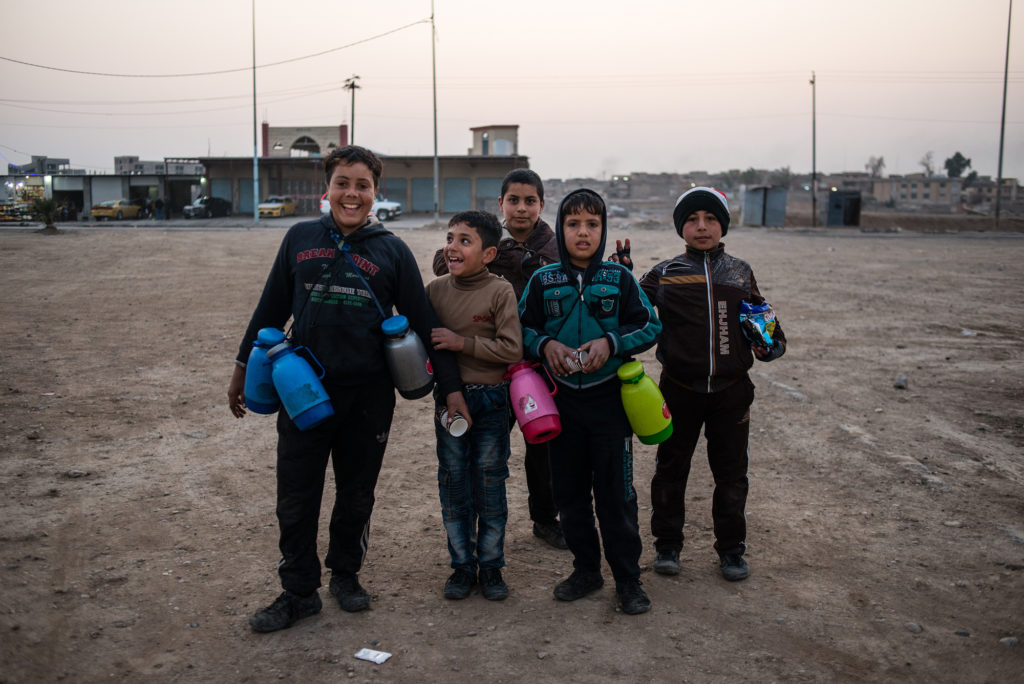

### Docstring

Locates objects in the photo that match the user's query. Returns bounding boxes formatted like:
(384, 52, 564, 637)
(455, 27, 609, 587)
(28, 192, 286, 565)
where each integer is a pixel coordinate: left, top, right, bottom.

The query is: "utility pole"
(431, 0, 440, 221)
(995, 0, 1012, 228)
(810, 71, 817, 228)
(344, 75, 361, 145)
(251, 0, 259, 224)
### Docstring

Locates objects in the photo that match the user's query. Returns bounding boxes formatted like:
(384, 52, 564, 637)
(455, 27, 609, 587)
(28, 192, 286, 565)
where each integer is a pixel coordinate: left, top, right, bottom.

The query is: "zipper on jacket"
(702, 252, 715, 392)
(576, 274, 585, 389)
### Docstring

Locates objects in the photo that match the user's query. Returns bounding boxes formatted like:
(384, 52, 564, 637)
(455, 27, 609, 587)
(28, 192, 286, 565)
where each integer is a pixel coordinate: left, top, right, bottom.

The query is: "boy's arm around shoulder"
(605, 265, 662, 358)
(462, 280, 523, 365)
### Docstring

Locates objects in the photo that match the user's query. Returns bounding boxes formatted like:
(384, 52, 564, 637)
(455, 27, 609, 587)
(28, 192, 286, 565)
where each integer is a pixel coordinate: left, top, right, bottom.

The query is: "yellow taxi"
(91, 199, 142, 221)
(258, 196, 297, 218)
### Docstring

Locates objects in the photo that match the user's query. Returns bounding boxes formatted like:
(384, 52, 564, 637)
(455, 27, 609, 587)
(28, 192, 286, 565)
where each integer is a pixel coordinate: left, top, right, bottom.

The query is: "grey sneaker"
(653, 549, 680, 575)
(329, 573, 371, 612)
(720, 553, 750, 581)
(553, 569, 604, 601)
(443, 568, 477, 600)
(248, 590, 322, 632)
(479, 568, 509, 601)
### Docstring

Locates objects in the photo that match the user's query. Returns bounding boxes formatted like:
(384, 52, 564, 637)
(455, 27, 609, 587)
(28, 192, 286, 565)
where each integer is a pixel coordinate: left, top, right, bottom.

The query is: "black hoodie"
(236, 214, 461, 394)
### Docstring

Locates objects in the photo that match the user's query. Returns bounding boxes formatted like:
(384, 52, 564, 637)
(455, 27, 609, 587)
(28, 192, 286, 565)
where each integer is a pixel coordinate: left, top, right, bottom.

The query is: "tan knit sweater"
(425, 268, 524, 386)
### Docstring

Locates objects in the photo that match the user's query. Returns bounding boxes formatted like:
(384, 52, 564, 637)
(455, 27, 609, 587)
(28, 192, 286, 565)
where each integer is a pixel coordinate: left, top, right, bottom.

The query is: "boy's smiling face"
(681, 209, 723, 251)
(326, 162, 377, 233)
(562, 210, 602, 268)
(444, 221, 496, 277)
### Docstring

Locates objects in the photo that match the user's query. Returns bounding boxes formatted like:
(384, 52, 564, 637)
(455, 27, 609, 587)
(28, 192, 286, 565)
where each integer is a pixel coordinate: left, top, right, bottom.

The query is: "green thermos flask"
(617, 360, 673, 445)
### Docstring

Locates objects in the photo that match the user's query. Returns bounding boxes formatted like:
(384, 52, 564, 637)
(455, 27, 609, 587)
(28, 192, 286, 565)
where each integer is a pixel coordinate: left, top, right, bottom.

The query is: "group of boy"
(227, 146, 786, 632)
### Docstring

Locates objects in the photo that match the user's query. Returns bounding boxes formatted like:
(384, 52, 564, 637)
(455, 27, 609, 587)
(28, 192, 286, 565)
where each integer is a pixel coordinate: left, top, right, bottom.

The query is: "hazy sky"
(1, 0, 1020, 180)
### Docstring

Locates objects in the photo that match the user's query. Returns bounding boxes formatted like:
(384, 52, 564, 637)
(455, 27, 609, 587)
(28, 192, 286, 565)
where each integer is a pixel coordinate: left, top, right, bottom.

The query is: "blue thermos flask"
(258, 328, 335, 431)
(244, 336, 280, 414)
(381, 315, 434, 400)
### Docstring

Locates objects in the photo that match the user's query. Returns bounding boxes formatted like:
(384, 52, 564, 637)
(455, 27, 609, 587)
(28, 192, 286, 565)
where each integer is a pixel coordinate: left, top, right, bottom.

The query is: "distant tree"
(721, 169, 742, 190)
(944, 151, 972, 178)
(919, 151, 935, 177)
(963, 170, 979, 188)
(865, 155, 886, 178)
(768, 166, 793, 188)
(740, 167, 760, 185)
(32, 198, 61, 235)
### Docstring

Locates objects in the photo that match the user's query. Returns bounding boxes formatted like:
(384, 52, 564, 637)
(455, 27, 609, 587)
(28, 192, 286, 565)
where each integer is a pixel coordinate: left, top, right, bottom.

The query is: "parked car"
(91, 199, 142, 221)
(319, 193, 403, 221)
(258, 196, 296, 218)
(183, 196, 232, 219)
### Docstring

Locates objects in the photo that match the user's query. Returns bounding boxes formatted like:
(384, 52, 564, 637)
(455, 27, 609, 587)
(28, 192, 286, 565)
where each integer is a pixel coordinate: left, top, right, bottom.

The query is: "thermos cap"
(257, 328, 287, 347)
(266, 340, 294, 360)
(617, 360, 645, 384)
(381, 315, 410, 337)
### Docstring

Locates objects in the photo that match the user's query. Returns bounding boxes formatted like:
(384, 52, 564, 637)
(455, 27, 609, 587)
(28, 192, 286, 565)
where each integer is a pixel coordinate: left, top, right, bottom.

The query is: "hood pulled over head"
(555, 188, 608, 281)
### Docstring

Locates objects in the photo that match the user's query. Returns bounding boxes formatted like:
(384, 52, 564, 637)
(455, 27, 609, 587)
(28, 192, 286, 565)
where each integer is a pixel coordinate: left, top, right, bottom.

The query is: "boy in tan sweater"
(426, 210, 524, 601)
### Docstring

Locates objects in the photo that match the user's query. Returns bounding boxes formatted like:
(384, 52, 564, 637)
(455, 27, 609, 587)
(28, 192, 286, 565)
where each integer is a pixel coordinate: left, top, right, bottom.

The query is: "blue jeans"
(435, 384, 511, 572)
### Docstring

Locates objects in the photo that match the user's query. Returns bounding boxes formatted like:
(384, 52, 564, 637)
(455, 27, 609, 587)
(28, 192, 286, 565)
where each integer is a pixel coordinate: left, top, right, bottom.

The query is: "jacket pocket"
(543, 287, 569, 319)
(587, 283, 620, 319)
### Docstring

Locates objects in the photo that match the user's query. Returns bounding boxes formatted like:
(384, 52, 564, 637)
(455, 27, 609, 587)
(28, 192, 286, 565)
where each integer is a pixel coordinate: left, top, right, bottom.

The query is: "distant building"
(262, 124, 348, 158)
(468, 125, 518, 156)
(968, 175, 1019, 204)
(114, 156, 204, 175)
(7, 155, 84, 175)
(868, 173, 962, 209)
(200, 124, 528, 215)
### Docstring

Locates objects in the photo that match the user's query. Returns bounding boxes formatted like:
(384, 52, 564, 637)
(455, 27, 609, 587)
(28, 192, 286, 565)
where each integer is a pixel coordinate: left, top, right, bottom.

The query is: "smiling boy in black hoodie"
(228, 146, 469, 633)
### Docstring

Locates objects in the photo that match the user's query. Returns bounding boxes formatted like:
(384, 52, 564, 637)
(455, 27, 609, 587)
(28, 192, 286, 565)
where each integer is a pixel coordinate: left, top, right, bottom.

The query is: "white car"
(320, 193, 403, 221)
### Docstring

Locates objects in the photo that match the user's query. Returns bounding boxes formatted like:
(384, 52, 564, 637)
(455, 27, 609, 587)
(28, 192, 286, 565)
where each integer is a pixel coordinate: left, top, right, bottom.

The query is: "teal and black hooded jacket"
(518, 189, 661, 389)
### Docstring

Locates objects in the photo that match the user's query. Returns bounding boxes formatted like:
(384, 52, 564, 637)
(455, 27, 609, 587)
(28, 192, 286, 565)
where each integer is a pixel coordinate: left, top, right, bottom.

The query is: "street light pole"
(344, 75, 361, 145)
(995, 0, 1012, 228)
(251, 0, 259, 225)
(431, 0, 440, 222)
(810, 71, 817, 228)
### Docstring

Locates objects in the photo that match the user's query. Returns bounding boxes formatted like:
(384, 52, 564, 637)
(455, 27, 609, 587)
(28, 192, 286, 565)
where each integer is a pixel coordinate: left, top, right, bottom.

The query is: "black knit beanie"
(672, 187, 730, 237)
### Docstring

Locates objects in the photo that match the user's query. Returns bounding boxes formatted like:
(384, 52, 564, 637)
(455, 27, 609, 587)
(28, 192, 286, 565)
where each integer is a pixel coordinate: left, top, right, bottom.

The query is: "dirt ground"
(1, 218, 1022, 683)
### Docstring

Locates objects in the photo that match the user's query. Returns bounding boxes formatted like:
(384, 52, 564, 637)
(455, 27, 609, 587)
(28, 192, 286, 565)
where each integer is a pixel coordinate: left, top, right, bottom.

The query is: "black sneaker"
(479, 568, 509, 601)
(443, 568, 477, 600)
(248, 590, 322, 632)
(329, 573, 371, 612)
(653, 549, 680, 575)
(616, 578, 651, 615)
(720, 553, 750, 581)
(553, 569, 604, 601)
(533, 521, 569, 550)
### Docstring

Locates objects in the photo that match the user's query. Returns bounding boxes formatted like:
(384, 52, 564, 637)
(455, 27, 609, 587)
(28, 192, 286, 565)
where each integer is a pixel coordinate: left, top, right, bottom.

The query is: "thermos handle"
(534, 362, 559, 397)
(295, 346, 327, 380)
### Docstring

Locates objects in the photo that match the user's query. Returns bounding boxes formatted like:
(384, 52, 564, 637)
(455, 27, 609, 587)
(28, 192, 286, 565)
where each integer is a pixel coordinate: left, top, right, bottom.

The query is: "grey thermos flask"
(381, 315, 434, 399)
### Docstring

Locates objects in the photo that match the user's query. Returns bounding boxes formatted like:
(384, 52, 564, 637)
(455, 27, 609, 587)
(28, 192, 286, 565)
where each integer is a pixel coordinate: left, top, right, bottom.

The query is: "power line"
(0, 19, 429, 78)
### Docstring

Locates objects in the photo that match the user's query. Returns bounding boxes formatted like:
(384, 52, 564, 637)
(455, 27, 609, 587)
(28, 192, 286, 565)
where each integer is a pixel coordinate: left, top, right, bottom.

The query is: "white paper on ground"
(354, 648, 392, 664)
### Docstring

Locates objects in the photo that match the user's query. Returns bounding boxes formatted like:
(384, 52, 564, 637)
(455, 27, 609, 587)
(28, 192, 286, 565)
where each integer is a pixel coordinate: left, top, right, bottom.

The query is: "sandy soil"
(1, 219, 1022, 683)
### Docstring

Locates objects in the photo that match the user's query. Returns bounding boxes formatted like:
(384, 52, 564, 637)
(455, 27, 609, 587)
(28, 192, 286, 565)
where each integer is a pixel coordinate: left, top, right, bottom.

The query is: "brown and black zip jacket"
(639, 242, 786, 394)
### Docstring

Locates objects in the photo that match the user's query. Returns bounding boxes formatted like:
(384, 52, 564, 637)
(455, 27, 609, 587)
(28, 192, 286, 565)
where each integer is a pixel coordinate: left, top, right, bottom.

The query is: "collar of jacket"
(685, 242, 726, 261)
(319, 213, 388, 244)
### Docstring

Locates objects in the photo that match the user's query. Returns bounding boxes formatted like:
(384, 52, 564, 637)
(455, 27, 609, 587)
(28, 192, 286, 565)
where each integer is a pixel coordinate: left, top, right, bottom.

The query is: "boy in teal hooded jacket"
(518, 188, 661, 615)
